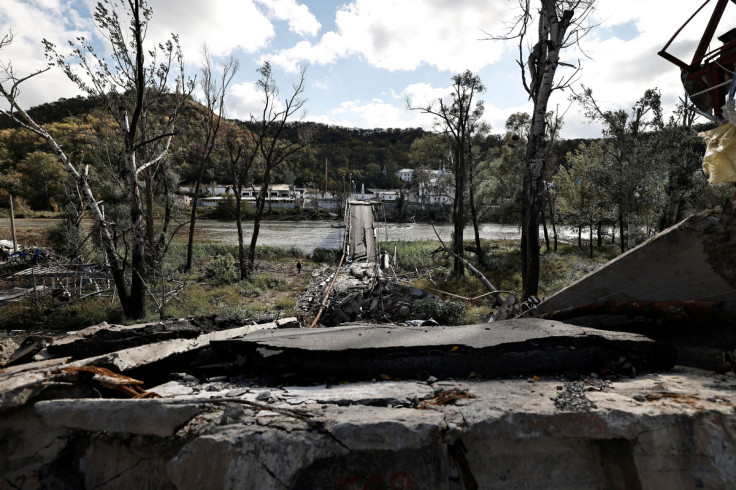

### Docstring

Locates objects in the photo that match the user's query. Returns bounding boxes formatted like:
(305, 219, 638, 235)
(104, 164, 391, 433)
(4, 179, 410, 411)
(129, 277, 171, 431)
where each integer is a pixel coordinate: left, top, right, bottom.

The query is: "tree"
(225, 124, 260, 280)
(657, 98, 710, 229)
(246, 62, 311, 276)
(573, 87, 663, 252)
(184, 49, 239, 272)
(410, 70, 485, 276)
(1, 0, 190, 319)
(467, 121, 494, 267)
(555, 141, 606, 258)
(493, 0, 595, 299)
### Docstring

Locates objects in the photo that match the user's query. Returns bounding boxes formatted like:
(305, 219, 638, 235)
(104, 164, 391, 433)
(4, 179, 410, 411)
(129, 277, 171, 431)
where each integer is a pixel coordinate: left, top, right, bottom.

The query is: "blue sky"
(2, 0, 736, 138)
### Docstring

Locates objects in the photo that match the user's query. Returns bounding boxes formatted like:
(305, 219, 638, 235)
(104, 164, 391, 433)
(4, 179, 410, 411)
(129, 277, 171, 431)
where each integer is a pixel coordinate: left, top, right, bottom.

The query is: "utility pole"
(9, 194, 17, 252)
(324, 158, 328, 198)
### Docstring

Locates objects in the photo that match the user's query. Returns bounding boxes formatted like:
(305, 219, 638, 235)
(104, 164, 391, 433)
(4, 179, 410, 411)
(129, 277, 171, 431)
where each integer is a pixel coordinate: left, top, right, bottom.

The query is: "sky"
(1, 0, 736, 139)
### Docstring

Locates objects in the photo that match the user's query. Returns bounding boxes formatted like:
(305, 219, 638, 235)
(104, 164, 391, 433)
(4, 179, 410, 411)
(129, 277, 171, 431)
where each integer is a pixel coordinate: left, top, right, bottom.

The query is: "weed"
(410, 297, 467, 325)
(206, 254, 238, 285)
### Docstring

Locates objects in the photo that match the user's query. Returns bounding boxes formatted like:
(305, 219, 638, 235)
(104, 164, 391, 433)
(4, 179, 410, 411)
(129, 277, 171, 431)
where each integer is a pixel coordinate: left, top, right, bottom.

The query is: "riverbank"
(0, 236, 617, 335)
(1, 217, 581, 254)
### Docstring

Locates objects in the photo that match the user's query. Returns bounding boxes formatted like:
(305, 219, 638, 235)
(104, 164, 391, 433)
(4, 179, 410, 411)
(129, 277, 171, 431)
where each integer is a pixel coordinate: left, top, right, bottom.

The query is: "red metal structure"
(659, 0, 736, 120)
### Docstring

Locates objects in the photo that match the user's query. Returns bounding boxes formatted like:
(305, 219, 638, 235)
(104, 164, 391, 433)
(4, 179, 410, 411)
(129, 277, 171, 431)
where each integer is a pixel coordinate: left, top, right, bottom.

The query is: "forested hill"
(0, 94, 601, 197)
(0, 95, 101, 130)
(241, 120, 428, 190)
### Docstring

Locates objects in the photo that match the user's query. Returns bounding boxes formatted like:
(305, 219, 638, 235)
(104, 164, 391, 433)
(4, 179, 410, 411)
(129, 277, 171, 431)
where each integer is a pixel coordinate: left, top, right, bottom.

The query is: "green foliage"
(257, 245, 305, 261)
(311, 248, 340, 263)
(206, 254, 238, 285)
(382, 240, 442, 271)
(0, 297, 123, 332)
(410, 297, 466, 325)
(46, 219, 89, 257)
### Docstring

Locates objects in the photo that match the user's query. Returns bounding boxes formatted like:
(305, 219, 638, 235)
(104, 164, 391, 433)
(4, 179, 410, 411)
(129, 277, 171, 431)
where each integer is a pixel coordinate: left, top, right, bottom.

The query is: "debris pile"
(298, 263, 440, 325)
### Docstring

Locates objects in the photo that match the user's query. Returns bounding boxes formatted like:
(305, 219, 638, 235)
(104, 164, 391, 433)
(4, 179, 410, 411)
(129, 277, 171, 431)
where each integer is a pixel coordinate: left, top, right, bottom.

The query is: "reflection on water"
(2, 218, 530, 253)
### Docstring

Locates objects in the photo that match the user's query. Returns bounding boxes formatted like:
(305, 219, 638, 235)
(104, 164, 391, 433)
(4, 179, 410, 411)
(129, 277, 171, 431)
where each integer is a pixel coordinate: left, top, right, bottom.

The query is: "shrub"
(46, 220, 89, 257)
(311, 248, 340, 263)
(410, 297, 467, 325)
(206, 254, 238, 285)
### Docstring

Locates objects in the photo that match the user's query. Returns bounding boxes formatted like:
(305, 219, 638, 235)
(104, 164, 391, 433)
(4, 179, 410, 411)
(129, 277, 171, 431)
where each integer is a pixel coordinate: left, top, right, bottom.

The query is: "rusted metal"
(57, 365, 159, 399)
(540, 300, 723, 322)
(658, 0, 736, 118)
(418, 389, 473, 409)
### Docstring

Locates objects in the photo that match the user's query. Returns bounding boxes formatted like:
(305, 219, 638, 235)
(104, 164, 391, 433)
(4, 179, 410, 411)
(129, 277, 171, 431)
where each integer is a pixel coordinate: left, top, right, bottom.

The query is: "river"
(1, 218, 573, 253)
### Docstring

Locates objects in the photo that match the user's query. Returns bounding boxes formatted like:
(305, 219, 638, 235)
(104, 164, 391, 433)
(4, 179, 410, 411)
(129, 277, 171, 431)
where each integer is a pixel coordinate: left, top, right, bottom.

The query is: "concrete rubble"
(298, 263, 440, 325)
(2, 205, 736, 488)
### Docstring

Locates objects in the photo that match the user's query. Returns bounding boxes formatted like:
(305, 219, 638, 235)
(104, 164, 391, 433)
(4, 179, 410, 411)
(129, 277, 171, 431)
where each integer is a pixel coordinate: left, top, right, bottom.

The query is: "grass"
(0, 221, 620, 332)
(395, 239, 615, 311)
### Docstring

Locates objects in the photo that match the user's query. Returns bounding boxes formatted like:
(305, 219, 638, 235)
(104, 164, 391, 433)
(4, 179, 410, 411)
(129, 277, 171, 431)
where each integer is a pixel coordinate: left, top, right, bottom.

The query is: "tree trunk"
(578, 225, 582, 248)
(235, 190, 247, 280)
(541, 205, 550, 252)
(468, 169, 486, 268)
(520, 1, 571, 300)
(124, 152, 147, 319)
(184, 172, 205, 272)
(589, 222, 594, 259)
(618, 211, 626, 254)
(248, 169, 273, 276)
(546, 189, 558, 252)
(596, 221, 603, 248)
(452, 147, 466, 276)
(144, 170, 156, 269)
(627, 212, 636, 249)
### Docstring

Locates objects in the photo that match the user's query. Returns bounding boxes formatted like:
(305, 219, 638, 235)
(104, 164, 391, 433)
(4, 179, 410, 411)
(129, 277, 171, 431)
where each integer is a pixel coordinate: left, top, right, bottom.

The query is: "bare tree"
(225, 125, 260, 280)
(490, 0, 595, 299)
(409, 70, 485, 276)
(0, 0, 191, 319)
(184, 49, 239, 272)
(246, 62, 311, 277)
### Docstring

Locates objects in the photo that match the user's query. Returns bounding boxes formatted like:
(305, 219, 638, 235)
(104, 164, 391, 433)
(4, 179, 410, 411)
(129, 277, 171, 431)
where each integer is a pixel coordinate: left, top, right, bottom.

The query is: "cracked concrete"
(2, 368, 736, 488)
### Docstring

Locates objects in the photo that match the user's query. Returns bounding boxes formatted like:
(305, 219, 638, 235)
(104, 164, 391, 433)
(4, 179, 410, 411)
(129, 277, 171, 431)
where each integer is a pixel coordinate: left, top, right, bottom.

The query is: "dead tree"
(3, 0, 191, 319)
(246, 62, 311, 277)
(490, 0, 595, 299)
(184, 49, 239, 272)
(409, 70, 485, 276)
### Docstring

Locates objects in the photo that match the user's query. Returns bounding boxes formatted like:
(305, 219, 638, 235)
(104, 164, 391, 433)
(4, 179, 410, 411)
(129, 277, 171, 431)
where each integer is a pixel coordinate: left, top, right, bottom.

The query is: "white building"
(416, 169, 454, 205)
(193, 183, 304, 209)
(396, 169, 414, 183)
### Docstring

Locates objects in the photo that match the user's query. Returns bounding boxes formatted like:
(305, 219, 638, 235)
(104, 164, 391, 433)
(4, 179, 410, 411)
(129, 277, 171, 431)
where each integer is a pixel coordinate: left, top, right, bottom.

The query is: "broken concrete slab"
(536, 203, 736, 314)
(211, 318, 675, 381)
(2, 368, 735, 488)
(45, 315, 264, 360)
(0, 320, 281, 411)
(34, 398, 201, 437)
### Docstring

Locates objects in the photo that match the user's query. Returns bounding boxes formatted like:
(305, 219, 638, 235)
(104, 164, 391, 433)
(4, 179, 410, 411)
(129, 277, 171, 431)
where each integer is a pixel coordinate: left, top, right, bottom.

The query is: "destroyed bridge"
(2, 201, 736, 488)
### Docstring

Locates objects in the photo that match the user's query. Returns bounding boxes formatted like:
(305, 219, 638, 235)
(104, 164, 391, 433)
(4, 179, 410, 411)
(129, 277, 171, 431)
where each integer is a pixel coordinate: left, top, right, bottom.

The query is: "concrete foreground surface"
(1, 367, 735, 489)
(0, 313, 733, 488)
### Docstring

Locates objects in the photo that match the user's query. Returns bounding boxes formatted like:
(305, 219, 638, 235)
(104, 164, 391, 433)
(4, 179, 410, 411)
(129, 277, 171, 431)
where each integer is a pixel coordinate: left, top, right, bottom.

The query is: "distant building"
(191, 183, 304, 209)
(396, 169, 414, 183)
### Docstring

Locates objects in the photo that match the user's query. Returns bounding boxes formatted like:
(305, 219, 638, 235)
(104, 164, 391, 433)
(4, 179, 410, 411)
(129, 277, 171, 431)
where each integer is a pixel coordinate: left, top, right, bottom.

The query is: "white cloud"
(143, 0, 275, 65)
(311, 96, 434, 130)
(266, 0, 509, 73)
(255, 0, 320, 37)
(569, 0, 736, 135)
(404, 82, 452, 107)
(226, 81, 289, 121)
(0, 0, 93, 107)
(0, 0, 278, 109)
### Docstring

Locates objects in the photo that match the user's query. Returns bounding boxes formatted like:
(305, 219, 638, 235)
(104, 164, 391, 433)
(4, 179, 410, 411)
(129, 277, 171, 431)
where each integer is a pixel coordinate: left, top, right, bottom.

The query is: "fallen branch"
(430, 224, 505, 306)
(430, 288, 515, 302)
